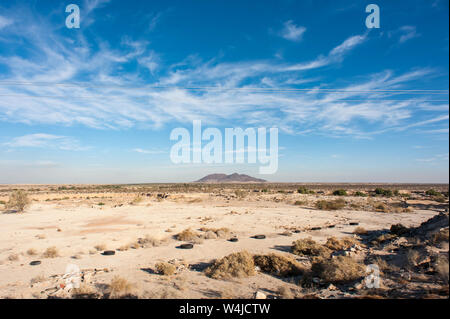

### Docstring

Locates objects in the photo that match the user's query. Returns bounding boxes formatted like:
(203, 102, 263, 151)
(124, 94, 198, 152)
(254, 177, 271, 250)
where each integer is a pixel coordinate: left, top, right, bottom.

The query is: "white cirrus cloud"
(4, 134, 87, 151)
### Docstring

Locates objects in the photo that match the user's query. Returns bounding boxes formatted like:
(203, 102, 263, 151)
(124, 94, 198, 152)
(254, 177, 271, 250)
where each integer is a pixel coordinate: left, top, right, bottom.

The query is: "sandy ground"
(0, 186, 447, 299)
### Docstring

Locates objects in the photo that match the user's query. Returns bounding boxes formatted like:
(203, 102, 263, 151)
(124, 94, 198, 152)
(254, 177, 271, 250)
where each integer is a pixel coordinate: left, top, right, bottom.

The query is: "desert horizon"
(0, 0, 448, 308)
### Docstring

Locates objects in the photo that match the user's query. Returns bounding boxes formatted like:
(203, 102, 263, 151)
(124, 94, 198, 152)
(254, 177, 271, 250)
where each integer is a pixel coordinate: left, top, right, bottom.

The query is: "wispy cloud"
(279, 20, 306, 42)
(132, 148, 165, 154)
(389, 26, 421, 44)
(4, 134, 87, 151)
(0, 8, 446, 141)
(0, 15, 13, 29)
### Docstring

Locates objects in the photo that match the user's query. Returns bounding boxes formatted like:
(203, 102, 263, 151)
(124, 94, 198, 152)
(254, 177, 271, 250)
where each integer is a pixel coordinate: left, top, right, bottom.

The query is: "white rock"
(254, 291, 267, 299)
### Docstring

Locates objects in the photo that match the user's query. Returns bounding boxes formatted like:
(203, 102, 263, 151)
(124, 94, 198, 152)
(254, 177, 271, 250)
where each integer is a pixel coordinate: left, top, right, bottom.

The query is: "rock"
(30, 261, 41, 266)
(312, 277, 320, 284)
(228, 237, 239, 242)
(327, 284, 338, 291)
(349, 222, 359, 226)
(254, 291, 267, 299)
(102, 250, 115, 256)
(179, 243, 194, 249)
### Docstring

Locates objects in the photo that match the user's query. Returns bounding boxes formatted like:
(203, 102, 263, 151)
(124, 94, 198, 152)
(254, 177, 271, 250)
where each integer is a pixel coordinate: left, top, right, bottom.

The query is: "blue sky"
(0, 0, 448, 183)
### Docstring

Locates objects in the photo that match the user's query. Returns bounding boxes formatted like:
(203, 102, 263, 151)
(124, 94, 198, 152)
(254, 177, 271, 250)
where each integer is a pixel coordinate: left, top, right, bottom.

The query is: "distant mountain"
(195, 173, 267, 183)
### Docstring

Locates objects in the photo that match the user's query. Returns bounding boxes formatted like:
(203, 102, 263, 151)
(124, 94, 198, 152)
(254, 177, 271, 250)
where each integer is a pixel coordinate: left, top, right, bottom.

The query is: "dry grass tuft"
(108, 276, 135, 298)
(72, 283, 99, 299)
(26, 248, 38, 256)
(435, 256, 449, 283)
(353, 227, 368, 235)
(205, 251, 256, 279)
(138, 235, 164, 248)
(311, 256, 365, 283)
(8, 253, 19, 261)
(253, 254, 304, 277)
(406, 249, 422, 268)
(5, 190, 30, 212)
(315, 199, 345, 210)
(130, 195, 144, 205)
(42, 246, 59, 258)
(199, 227, 230, 239)
(155, 262, 177, 276)
(324, 236, 359, 251)
(94, 244, 106, 251)
(277, 286, 294, 299)
(175, 228, 200, 241)
(291, 238, 331, 257)
(431, 228, 449, 245)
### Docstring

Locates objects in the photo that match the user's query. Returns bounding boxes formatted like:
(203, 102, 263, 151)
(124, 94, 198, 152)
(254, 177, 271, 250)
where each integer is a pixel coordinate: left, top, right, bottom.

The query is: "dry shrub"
(373, 233, 397, 245)
(130, 195, 143, 205)
(199, 227, 230, 239)
(353, 227, 368, 235)
(205, 251, 256, 279)
(5, 190, 30, 212)
(176, 228, 200, 241)
(291, 238, 331, 257)
(117, 244, 130, 251)
(94, 244, 106, 251)
(315, 199, 345, 210)
(372, 256, 395, 273)
(138, 235, 163, 247)
(42, 246, 59, 258)
(30, 275, 46, 285)
(26, 248, 38, 256)
(204, 231, 218, 239)
(406, 249, 420, 268)
(435, 256, 449, 283)
(108, 276, 135, 298)
(324, 237, 359, 251)
(155, 262, 176, 276)
(277, 286, 294, 299)
(374, 202, 389, 212)
(253, 254, 304, 277)
(431, 228, 449, 245)
(234, 190, 247, 199)
(72, 283, 100, 299)
(8, 253, 19, 261)
(311, 256, 365, 283)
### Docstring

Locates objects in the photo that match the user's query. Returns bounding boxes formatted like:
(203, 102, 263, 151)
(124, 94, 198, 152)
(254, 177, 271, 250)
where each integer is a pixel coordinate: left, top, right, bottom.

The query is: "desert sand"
(0, 184, 448, 299)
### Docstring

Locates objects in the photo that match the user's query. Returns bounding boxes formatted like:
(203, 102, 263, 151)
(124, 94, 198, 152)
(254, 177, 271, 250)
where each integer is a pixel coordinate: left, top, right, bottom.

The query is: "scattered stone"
(327, 284, 338, 291)
(179, 243, 194, 249)
(311, 227, 322, 231)
(254, 291, 267, 299)
(30, 260, 41, 266)
(102, 250, 115, 256)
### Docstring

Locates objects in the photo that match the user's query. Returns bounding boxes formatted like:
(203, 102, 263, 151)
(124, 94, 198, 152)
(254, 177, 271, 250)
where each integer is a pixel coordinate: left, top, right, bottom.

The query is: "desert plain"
(0, 183, 448, 299)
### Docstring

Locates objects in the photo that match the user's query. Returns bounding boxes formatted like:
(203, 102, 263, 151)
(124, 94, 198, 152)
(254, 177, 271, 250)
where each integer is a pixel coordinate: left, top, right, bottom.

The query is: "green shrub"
(332, 189, 347, 196)
(426, 189, 441, 196)
(353, 191, 367, 197)
(375, 188, 393, 197)
(298, 187, 314, 194)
